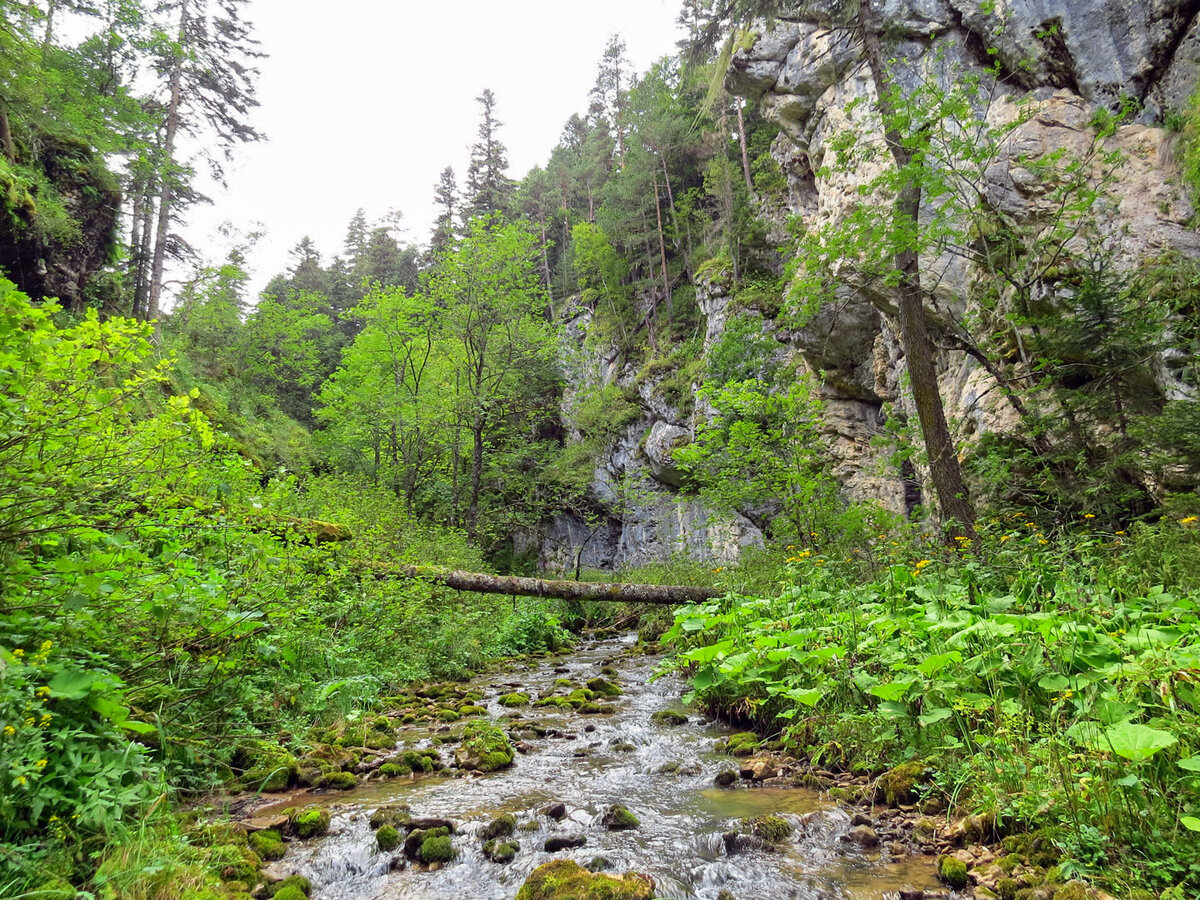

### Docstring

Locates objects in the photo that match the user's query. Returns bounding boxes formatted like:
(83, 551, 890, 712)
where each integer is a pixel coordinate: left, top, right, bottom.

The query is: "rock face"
(541, 0, 1200, 565)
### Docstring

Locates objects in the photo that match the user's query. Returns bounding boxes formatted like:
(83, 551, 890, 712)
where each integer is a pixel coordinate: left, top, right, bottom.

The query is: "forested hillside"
(2, 1, 1200, 898)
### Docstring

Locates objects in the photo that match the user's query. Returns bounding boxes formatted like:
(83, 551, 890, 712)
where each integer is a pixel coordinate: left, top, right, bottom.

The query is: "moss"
(248, 830, 286, 861)
(1052, 884, 1088, 900)
(418, 835, 455, 863)
(437, 708, 461, 722)
(722, 732, 760, 757)
(402, 750, 434, 773)
(370, 804, 413, 830)
(586, 677, 621, 697)
(376, 825, 402, 852)
(877, 759, 928, 806)
(554, 678, 573, 687)
(499, 692, 531, 707)
(515, 860, 655, 900)
(749, 814, 792, 844)
(291, 805, 330, 838)
(601, 805, 640, 831)
(458, 720, 514, 772)
(481, 813, 517, 841)
(378, 761, 411, 777)
(651, 710, 688, 726)
(273, 888, 307, 900)
(234, 740, 298, 792)
(317, 770, 357, 790)
(458, 704, 488, 716)
(483, 839, 519, 863)
(937, 855, 969, 889)
(266, 874, 311, 897)
(996, 878, 1021, 900)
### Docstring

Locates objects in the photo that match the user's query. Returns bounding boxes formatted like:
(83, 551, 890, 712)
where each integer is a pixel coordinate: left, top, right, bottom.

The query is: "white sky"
(184, 0, 685, 299)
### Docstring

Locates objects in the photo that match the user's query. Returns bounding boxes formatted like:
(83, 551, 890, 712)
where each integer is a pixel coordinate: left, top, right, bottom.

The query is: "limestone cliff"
(541, 0, 1200, 569)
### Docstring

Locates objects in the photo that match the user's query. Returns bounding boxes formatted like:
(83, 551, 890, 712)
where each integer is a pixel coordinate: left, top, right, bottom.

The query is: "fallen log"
(390, 566, 722, 606)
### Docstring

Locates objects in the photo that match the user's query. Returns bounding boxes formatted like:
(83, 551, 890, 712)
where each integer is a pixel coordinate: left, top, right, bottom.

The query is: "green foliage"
(661, 518, 1200, 894)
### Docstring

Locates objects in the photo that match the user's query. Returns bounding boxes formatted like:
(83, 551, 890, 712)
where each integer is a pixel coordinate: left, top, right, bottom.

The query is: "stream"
(257, 634, 940, 900)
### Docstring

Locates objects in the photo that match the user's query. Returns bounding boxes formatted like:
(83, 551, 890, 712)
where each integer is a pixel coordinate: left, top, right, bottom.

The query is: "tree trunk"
(467, 416, 484, 536)
(736, 100, 754, 193)
(0, 109, 15, 162)
(859, 0, 976, 538)
(134, 186, 156, 319)
(389, 566, 721, 605)
(147, 4, 187, 321)
(653, 171, 672, 334)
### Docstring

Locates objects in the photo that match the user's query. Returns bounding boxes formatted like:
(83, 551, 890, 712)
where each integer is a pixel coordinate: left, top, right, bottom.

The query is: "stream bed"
(256, 634, 940, 900)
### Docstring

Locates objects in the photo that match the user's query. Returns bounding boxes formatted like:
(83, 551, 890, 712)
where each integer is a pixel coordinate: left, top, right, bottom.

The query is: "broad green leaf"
(1115, 773, 1139, 788)
(916, 651, 962, 677)
(1182, 816, 1200, 832)
(1038, 673, 1070, 692)
(47, 669, 97, 700)
(1177, 756, 1200, 772)
(1101, 722, 1177, 762)
(121, 720, 158, 735)
(918, 707, 954, 727)
(784, 688, 822, 707)
(869, 680, 915, 702)
(878, 700, 909, 720)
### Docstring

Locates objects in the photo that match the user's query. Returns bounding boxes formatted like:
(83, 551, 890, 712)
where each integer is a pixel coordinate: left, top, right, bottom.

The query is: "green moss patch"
(289, 805, 330, 839)
(376, 825, 401, 852)
(455, 721, 514, 772)
(480, 813, 517, 841)
(499, 692, 531, 707)
(515, 860, 655, 900)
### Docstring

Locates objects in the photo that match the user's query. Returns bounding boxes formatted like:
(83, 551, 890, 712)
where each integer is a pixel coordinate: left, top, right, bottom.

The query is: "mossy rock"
(748, 814, 792, 844)
(586, 677, 621, 697)
(418, 835, 455, 863)
(376, 825, 402, 852)
(455, 720, 514, 772)
(458, 704, 488, 716)
(877, 760, 928, 806)
(233, 740, 299, 792)
(266, 875, 311, 898)
(722, 732, 760, 757)
(937, 854, 969, 889)
(600, 804, 639, 831)
(567, 688, 596, 702)
(480, 813, 517, 841)
(290, 805, 330, 839)
(273, 887, 307, 900)
(378, 761, 412, 777)
(554, 678, 573, 687)
(483, 839, 519, 863)
(316, 770, 357, 790)
(248, 829, 286, 861)
(499, 692, 531, 707)
(369, 804, 413, 831)
(651, 710, 688, 727)
(437, 708, 461, 722)
(579, 702, 614, 714)
(209, 843, 262, 883)
(402, 750, 435, 773)
(1052, 884, 1089, 900)
(515, 859, 655, 900)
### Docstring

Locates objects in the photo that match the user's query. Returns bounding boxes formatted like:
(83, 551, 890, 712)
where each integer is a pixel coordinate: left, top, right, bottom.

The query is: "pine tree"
(430, 166, 458, 254)
(462, 89, 513, 223)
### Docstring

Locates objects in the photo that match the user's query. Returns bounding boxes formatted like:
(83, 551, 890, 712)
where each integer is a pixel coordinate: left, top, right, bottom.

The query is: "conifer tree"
(463, 89, 513, 223)
(430, 166, 458, 254)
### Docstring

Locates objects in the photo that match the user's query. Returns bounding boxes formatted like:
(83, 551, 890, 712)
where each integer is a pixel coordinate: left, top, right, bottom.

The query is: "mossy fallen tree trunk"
(390, 566, 721, 605)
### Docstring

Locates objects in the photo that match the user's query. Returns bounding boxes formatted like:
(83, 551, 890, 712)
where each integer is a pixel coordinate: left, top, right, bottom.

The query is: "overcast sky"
(184, 0, 685, 299)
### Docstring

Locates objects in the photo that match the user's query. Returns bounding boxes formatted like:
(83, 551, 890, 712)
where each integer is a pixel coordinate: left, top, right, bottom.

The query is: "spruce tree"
(462, 88, 513, 223)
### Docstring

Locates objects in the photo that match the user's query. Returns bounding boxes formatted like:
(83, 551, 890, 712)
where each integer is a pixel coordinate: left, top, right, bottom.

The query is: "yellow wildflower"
(2, 726, 14, 736)
(24, 717, 35, 727)
(15, 776, 26, 786)
(40, 641, 51, 651)
(39, 714, 51, 727)
(1083, 513, 1096, 519)
(1182, 516, 1198, 526)
(1115, 530, 1126, 535)
(914, 559, 932, 569)
(35, 759, 47, 768)
(35, 687, 50, 698)
(12, 649, 23, 658)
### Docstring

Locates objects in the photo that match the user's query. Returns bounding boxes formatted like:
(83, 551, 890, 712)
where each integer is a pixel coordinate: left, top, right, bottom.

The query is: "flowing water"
(259, 634, 939, 900)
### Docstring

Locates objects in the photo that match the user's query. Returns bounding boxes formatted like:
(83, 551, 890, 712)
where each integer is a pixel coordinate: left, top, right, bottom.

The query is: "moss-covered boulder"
(586, 677, 621, 697)
(600, 805, 640, 831)
(458, 704, 488, 716)
(376, 825, 402, 852)
(418, 834, 455, 863)
(316, 770, 357, 790)
(370, 804, 413, 830)
(273, 888, 307, 900)
(748, 815, 792, 844)
(483, 839, 520, 863)
(265, 875, 311, 898)
(248, 829, 286, 861)
(233, 740, 298, 792)
(455, 720, 515, 772)
(289, 805, 330, 839)
(480, 813, 517, 841)
(938, 854, 969, 889)
(515, 860, 655, 900)
(721, 732, 760, 757)
(499, 692, 531, 707)
(378, 761, 412, 777)
(877, 760, 928, 807)
(650, 710, 688, 727)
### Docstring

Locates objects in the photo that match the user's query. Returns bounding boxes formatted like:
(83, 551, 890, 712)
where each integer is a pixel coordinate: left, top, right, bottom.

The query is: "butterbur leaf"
(1177, 756, 1200, 772)
(785, 688, 822, 707)
(1181, 816, 1200, 832)
(1101, 722, 1177, 762)
(1115, 773, 1139, 787)
(918, 707, 954, 727)
(47, 669, 97, 700)
(916, 652, 961, 677)
(1038, 673, 1070, 692)
(869, 680, 915, 702)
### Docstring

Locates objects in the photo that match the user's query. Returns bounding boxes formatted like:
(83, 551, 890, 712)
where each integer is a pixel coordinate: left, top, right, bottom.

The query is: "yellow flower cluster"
(1182, 516, 1198, 526)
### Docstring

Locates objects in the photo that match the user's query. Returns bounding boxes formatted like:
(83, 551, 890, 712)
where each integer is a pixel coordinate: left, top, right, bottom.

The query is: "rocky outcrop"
(0, 133, 120, 309)
(720, 0, 1200, 510)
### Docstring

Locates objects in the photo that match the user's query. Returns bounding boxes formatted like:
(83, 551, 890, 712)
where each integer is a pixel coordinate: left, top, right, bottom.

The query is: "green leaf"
(1101, 722, 1177, 762)
(916, 651, 962, 677)
(47, 669, 97, 700)
(1182, 816, 1200, 832)
(121, 720, 158, 735)
(1038, 673, 1070, 692)
(869, 680, 915, 702)
(784, 688, 822, 707)
(1177, 756, 1200, 772)
(1115, 773, 1140, 788)
(918, 707, 954, 727)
